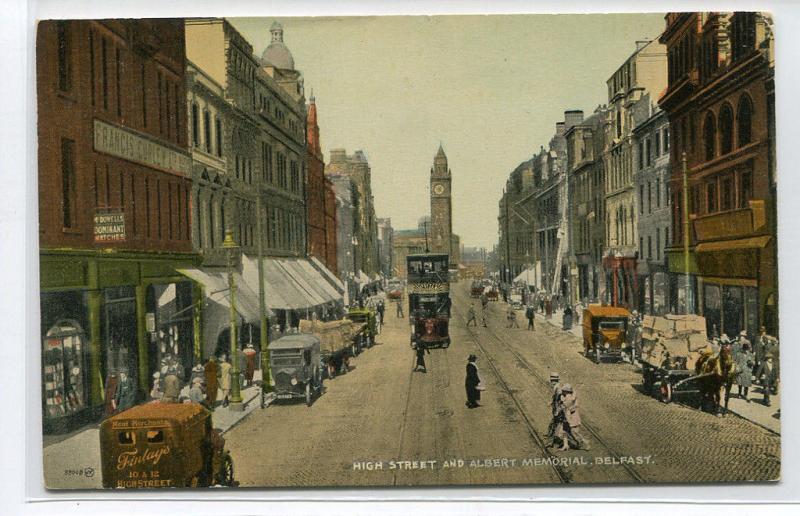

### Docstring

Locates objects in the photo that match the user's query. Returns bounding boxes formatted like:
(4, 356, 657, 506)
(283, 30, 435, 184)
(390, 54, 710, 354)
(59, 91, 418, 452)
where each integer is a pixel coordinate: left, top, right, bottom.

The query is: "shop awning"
(241, 255, 344, 311)
(176, 267, 262, 324)
(514, 268, 536, 284)
(695, 236, 772, 253)
(309, 256, 345, 294)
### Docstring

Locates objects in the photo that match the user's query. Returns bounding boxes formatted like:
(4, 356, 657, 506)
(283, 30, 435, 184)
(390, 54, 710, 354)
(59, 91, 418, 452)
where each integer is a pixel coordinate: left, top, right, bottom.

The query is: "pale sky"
(230, 14, 665, 249)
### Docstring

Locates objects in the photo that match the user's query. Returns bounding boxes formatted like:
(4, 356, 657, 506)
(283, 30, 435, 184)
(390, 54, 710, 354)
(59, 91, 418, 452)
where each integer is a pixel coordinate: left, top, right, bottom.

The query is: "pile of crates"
(639, 314, 708, 371)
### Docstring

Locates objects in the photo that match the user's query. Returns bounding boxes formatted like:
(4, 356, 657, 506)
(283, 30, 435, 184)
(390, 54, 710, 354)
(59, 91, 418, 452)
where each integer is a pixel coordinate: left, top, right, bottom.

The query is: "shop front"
(39, 250, 199, 434)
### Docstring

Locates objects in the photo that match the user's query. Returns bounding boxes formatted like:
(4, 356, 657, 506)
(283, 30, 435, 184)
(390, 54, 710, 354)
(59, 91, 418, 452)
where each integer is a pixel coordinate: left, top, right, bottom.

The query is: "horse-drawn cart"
(639, 314, 709, 403)
(299, 319, 366, 379)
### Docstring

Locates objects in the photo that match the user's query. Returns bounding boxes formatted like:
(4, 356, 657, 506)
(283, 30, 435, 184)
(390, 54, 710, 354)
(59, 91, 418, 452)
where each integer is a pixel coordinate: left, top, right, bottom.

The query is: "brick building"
(659, 12, 776, 337)
(37, 20, 198, 432)
(305, 95, 337, 274)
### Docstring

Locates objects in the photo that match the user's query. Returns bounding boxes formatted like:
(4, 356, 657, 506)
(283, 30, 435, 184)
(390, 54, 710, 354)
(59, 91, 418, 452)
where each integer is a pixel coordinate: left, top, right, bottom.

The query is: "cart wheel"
(305, 383, 312, 407)
(595, 347, 601, 364)
(629, 347, 637, 364)
(327, 362, 336, 379)
(216, 453, 234, 487)
(658, 381, 673, 403)
(343, 355, 351, 371)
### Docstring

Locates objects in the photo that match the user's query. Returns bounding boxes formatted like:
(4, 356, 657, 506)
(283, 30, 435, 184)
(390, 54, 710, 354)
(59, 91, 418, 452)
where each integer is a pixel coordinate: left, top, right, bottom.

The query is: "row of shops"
(40, 250, 344, 434)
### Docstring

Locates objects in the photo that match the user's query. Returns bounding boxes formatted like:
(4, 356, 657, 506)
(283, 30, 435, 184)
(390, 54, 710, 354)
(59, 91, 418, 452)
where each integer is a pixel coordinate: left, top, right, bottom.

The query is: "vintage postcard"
(37, 13, 779, 489)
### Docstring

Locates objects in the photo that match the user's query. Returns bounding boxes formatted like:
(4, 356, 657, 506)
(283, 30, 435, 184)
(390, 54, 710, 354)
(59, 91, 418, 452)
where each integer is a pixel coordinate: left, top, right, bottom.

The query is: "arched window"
(703, 112, 716, 161)
(719, 103, 734, 155)
(737, 95, 753, 147)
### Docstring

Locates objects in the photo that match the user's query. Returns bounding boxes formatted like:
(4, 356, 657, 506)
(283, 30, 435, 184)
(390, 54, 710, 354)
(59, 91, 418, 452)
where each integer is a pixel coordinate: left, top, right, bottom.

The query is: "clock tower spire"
(430, 144, 453, 261)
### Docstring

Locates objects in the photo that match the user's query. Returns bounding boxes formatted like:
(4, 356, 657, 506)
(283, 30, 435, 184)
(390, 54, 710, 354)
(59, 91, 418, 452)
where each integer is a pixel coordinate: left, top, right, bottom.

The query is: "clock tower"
(430, 144, 453, 260)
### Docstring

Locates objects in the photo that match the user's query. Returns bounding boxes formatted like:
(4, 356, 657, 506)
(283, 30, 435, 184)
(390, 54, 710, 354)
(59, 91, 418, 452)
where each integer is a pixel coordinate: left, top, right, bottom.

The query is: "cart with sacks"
(639, 314, 709, 404)
(299, 319, 367, 379)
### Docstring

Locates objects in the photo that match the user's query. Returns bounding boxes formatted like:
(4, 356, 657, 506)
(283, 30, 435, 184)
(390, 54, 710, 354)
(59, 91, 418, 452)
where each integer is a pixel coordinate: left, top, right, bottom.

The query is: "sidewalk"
(43, 372, 268, 489)
(525, 302, 781, 434)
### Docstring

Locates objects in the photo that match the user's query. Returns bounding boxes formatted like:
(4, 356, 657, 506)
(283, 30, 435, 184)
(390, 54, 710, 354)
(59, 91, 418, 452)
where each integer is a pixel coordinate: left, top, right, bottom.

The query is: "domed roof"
(261, 21, 295, 70)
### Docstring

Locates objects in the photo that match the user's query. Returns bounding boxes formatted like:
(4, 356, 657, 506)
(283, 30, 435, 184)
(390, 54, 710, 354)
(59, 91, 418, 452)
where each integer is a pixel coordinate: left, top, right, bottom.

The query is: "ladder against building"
(550, 177, 569, 298)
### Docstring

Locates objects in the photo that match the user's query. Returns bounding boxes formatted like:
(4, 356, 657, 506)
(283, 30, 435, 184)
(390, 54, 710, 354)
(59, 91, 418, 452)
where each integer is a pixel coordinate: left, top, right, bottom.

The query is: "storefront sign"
(94, 210, 126, 243)
(93, 119, 191, 176)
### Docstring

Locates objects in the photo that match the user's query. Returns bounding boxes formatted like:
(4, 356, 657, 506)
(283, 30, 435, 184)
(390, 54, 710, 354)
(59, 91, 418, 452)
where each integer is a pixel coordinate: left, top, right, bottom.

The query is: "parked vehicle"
(470, 280, 483, 298)
(299, 319, 364, 379)
(582, 305, 631, 362)
(484, 287, 499, 301)
(100, 402, 234, 488)
(387, 280, 404, 300)
(639, 314, 708, 403)
(346, 307, 378, 347)
(268, 334, 324, 406)
(407, 253, 451, 349)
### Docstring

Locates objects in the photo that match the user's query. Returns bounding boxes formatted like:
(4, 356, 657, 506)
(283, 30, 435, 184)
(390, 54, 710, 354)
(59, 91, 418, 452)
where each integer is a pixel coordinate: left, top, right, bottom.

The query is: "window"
(203, 110, 211, 153)
(140, 62, 147, 127)
(89, 30, 95, 105)
(719, 104, 734, 155)
(648, 182, 652, 213)
(61, 139, 75, 228)
(663, 128, 670, 153)
(645, 138, 652, 167)
(648, 235, 652, 259)
(616, 111, 622, 138)
(144, 178, 151, 238)
(262, 142, 273, 182)
(703, 112, 716, 161)
(56, 21, 71, 92)
(191, 103, 199, 147)
(215, 117, 223, 157)
(639, 237, 644, 257)
(655, 130, 661, 156)
(639, 184, 644, 214)
(738, 95, 753, 147)
(656, 178, 661, 208)
(638, 141, 644, 170)
(731, 13, 756, 62)
(665, 227, 669, 249)
(290, 161, 299, 192)
(101, 37, 108, 110)
(707, 181, 717, 213)
(115, 48, 122, 116)
(740, 169, 753, 208)
(691, 185, 700, 214)
(656, 228, 661, 260)
(721, 175, 734, 211)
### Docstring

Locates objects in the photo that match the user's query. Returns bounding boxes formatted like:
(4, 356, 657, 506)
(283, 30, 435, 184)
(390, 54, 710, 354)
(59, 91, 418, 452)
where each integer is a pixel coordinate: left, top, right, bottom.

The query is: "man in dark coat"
(114, 370, 136, 412)
(377, 300, 385, 326)
(465, 354, 482, 408)
(526, 305, 536, 331)
(414, 344, 430, 373)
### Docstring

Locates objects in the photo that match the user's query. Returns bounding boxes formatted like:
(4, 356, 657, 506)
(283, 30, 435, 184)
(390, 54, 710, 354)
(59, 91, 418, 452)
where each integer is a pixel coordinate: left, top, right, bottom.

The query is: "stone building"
(37, 20, 197, 432)
(602, 39, 667, 308)
(659, 12, 776, 336)
(498, 159, 535, 283)
(377, 218, 394, 278)
(329, 174, 357, 280)
(392, 229, 428, 279)
(326, 148, 380, 275)
(565, 106, 609, 304)
(631, 94, 672, 315)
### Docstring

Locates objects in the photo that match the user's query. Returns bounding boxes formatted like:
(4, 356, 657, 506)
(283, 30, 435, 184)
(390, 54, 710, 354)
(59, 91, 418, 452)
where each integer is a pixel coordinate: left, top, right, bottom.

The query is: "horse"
(695, 347, 737, 415)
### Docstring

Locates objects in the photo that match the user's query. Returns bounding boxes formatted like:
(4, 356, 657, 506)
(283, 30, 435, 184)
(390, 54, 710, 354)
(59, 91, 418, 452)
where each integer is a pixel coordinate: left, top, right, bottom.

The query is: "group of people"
(701, 327, 780, 413)
(547, 372, 589, 451)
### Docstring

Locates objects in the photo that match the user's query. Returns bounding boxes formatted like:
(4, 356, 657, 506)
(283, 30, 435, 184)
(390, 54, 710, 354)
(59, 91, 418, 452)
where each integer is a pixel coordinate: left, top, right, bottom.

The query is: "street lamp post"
(222, 229, 244, 411)
(681, 152, 692, 315)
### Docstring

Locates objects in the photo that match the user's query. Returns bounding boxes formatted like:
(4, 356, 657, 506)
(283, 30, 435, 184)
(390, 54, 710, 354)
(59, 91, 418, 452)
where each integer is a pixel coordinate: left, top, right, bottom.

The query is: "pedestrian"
(243, 343, 257, 387)
(481, 303, 488, 327)
(114, 370, 136, 412)
(466, 303, 478, 327)
(203, 356, 218, 409)
(396, 297, 405, 318)
(103, 371, 120, 417)
(753, 325, 768, 373)
(188, 377, 205, 404)
(190, 363, 205, 384)
(526, 304, 536, 331)
(465, 354, 483, 408)
(562, 305, 573, 331)
(480, 292, 488, 311)
(734, 341, 754, 402)
(733, 330, 750, 355)
(218, 354, 232, 407)
(507, 307, 519, 328)
(149, 371, 163, 401)
(557, 384, 589, 451)
(755, 349, 775, 407)
(546, 372, 563, 446)
(414, 344, 430, 373)
(377, 300, 385, 327)
(161, 366, 181, 403)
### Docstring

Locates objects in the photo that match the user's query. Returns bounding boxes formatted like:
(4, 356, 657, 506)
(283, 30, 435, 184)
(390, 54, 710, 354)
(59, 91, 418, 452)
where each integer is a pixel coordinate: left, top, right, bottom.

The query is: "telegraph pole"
(256, 192, 272, 408)
(681, 152, 692, 314)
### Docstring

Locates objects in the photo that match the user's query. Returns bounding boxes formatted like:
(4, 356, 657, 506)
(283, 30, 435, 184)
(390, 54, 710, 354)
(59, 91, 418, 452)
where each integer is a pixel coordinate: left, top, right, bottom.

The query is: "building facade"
(565, 107, 608, 304)
(659, 12, 776, 337)
(377, 218, 394, 278)
(327, 148, 380, 275)
(305, 95, 332, 269)
(632, 94, 672, 315)
(602, 39, 667, 308)
(37, 20, 198, 432)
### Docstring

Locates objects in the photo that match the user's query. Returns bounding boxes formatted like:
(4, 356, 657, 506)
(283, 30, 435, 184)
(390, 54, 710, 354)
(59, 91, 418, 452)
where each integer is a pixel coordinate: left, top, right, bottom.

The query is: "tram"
(406, 253, 451, 349)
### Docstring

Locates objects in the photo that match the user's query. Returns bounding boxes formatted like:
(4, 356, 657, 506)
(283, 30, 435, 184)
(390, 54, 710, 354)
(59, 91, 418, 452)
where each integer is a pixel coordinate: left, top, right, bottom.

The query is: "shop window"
(737, 95, 753, 147)
(118, 431, 135, 445)
(42, 319, 87, 421)
(146, 430, 164, 443)
(704, 284, 722, 337)
(719, 104, 734, 155)
(703, 112, 716, 161)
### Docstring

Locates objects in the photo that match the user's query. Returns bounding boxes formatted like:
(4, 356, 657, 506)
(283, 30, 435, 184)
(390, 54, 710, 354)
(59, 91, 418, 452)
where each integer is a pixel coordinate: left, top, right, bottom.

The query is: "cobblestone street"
(224, 282, 780, 486)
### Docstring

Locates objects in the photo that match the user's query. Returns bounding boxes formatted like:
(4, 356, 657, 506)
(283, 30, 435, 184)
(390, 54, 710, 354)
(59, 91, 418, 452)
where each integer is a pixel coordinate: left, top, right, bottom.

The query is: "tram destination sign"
(94, 209, 126, 243)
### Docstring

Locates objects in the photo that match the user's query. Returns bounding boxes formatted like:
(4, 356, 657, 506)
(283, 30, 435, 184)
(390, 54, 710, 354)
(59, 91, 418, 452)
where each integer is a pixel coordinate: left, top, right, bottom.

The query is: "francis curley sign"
(93, 119, 191, 176)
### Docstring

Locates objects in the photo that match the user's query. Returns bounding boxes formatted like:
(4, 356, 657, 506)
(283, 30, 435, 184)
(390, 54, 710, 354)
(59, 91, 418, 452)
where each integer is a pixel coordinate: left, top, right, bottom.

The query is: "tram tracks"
(453, 291, 645, 484)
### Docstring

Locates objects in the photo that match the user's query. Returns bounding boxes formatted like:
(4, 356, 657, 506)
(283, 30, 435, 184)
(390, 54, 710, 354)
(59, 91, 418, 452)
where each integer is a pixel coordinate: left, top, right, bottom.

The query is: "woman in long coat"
(734, 342, 754, 401)
(203, 356, 218, 409)
(465, 355, 481, 408)
(218, 354, 232, 407)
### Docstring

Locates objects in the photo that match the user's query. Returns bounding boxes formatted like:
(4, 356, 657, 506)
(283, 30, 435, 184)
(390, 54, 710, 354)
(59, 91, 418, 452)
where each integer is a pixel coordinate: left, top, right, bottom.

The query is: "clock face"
(433, 183, 445, 195)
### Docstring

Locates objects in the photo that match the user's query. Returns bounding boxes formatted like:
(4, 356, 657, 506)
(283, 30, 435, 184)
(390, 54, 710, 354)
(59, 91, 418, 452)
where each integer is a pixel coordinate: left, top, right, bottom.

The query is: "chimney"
(330, 148, 347, 163)
(564, 110, 584, 131)
(555, 122, 566, 137)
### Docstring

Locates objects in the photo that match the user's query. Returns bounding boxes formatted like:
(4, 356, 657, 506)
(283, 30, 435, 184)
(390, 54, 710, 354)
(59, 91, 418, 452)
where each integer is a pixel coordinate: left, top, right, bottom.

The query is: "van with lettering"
(99, 402, 234, 488)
